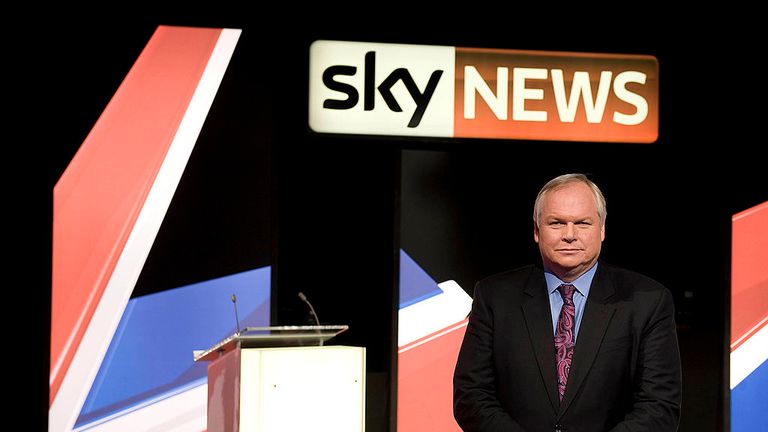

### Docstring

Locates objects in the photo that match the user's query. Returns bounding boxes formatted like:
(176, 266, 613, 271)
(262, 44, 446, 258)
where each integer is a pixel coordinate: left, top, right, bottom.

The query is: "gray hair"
(533, 173, 607, 225)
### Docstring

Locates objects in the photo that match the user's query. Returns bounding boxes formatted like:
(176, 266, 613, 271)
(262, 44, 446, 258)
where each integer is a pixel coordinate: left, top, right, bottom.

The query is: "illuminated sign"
(309, 40, 658, 143)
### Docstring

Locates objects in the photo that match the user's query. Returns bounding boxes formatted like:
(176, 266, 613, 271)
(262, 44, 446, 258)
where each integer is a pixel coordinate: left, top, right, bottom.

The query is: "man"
(453, 173, 681, 432)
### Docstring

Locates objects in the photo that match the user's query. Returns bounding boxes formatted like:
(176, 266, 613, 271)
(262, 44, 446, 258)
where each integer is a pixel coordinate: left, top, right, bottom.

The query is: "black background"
(19, 7, 765, 431)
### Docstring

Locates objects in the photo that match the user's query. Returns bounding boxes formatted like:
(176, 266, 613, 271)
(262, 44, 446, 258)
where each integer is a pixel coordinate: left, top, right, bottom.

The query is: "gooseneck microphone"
(298, 291, 320, 326)
(298, 291, 324, 346)
(231, 293, 241, 335)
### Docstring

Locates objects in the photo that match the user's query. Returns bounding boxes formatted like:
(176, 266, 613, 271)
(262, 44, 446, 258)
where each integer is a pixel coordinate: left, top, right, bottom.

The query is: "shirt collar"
(545, 262, 598, 297)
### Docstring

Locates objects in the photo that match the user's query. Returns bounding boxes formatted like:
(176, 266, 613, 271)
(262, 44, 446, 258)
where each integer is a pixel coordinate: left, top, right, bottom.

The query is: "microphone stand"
(298, 292, 322, 346)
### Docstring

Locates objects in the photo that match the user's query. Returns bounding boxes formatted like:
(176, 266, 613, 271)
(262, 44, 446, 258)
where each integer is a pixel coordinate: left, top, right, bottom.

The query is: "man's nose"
(563, 223, 576, 241)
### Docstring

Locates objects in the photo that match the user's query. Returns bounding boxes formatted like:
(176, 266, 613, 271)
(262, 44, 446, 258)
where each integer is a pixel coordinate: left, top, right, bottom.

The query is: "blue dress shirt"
(545, 263, 597, 342)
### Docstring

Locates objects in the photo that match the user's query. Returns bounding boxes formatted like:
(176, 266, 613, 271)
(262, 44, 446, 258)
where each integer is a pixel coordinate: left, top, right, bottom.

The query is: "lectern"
(194, 326, 365, 432)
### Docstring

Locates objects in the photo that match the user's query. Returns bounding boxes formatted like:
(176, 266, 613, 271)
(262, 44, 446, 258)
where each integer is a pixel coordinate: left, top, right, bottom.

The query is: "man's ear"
(534, 222, 540, 244)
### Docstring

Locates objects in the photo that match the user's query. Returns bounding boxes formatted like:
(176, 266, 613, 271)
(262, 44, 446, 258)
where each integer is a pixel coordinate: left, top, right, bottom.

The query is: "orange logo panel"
(454, 48, 658, 143)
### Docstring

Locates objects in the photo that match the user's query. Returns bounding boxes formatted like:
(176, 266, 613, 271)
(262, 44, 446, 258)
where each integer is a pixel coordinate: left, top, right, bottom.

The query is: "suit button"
(554, 424, 565, 432)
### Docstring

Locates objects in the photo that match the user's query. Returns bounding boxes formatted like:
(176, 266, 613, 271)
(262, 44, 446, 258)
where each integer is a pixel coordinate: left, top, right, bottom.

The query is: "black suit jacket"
(453, 261, 681, 432)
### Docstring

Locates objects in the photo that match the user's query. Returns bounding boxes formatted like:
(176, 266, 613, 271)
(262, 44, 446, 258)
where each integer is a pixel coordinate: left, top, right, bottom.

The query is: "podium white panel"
(238, 346, 365, 432)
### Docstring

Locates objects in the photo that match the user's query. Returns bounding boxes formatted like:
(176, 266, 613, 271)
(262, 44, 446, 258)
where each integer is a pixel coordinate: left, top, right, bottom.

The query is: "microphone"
(231, 293, 241, 335)
(298, 292, 321, 327)
(298, 291, 322, 346)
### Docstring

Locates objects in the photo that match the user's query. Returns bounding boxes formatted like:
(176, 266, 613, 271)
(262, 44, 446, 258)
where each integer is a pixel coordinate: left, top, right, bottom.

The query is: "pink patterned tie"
(555, 283, 576, 402)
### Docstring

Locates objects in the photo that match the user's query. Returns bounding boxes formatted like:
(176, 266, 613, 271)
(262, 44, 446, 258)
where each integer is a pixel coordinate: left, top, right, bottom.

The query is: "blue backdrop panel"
(76, 266, 270, 427)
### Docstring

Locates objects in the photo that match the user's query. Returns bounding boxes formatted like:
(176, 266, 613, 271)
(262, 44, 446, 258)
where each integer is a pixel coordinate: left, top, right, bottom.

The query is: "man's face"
(534, 182, 605, 281)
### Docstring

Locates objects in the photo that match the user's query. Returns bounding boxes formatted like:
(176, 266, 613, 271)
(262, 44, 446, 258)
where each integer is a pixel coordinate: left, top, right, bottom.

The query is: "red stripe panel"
(398, 323, 466, 432)
(51, 25, 222, 404)
(731, 201, 768, 347)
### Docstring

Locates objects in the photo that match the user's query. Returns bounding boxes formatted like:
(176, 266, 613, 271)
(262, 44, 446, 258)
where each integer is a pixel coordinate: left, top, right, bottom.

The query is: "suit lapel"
(521, 271, 560, 414)
(558, 264, 616, 416)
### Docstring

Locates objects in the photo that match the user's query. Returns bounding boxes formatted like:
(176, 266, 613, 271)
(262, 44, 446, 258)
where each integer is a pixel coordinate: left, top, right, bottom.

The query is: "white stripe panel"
(74, 384, 208, 432)
(399, 320, 468, 354)
(49, 28, 241, 432)
(398, 280, 472, 347)
(731, 322, 768, 389)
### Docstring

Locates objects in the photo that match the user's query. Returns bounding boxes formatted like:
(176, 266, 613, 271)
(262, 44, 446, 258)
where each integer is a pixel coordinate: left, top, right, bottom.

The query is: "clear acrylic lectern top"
(193, 325, 349, 362)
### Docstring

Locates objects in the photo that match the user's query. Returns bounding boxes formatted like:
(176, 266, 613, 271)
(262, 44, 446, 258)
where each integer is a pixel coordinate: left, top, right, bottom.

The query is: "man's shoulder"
(471, 265, 541, 302)
(597, 261, 670, 297)
(476, 264, 541, 288)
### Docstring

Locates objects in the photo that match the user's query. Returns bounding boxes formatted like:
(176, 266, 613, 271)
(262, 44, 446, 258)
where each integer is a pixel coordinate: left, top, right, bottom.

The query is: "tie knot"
(557, 284, 575, 301)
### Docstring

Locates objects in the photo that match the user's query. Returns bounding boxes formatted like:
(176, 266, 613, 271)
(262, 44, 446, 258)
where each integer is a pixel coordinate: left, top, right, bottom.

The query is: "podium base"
(207, 345, 366, 432)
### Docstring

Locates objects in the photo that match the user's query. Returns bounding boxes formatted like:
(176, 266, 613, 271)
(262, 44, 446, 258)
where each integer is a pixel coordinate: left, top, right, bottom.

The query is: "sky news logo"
(309, 40, 658, 143)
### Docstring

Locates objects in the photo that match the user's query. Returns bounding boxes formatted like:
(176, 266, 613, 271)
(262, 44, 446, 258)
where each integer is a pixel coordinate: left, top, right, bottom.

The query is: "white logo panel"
(309, 40, 455, 137)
